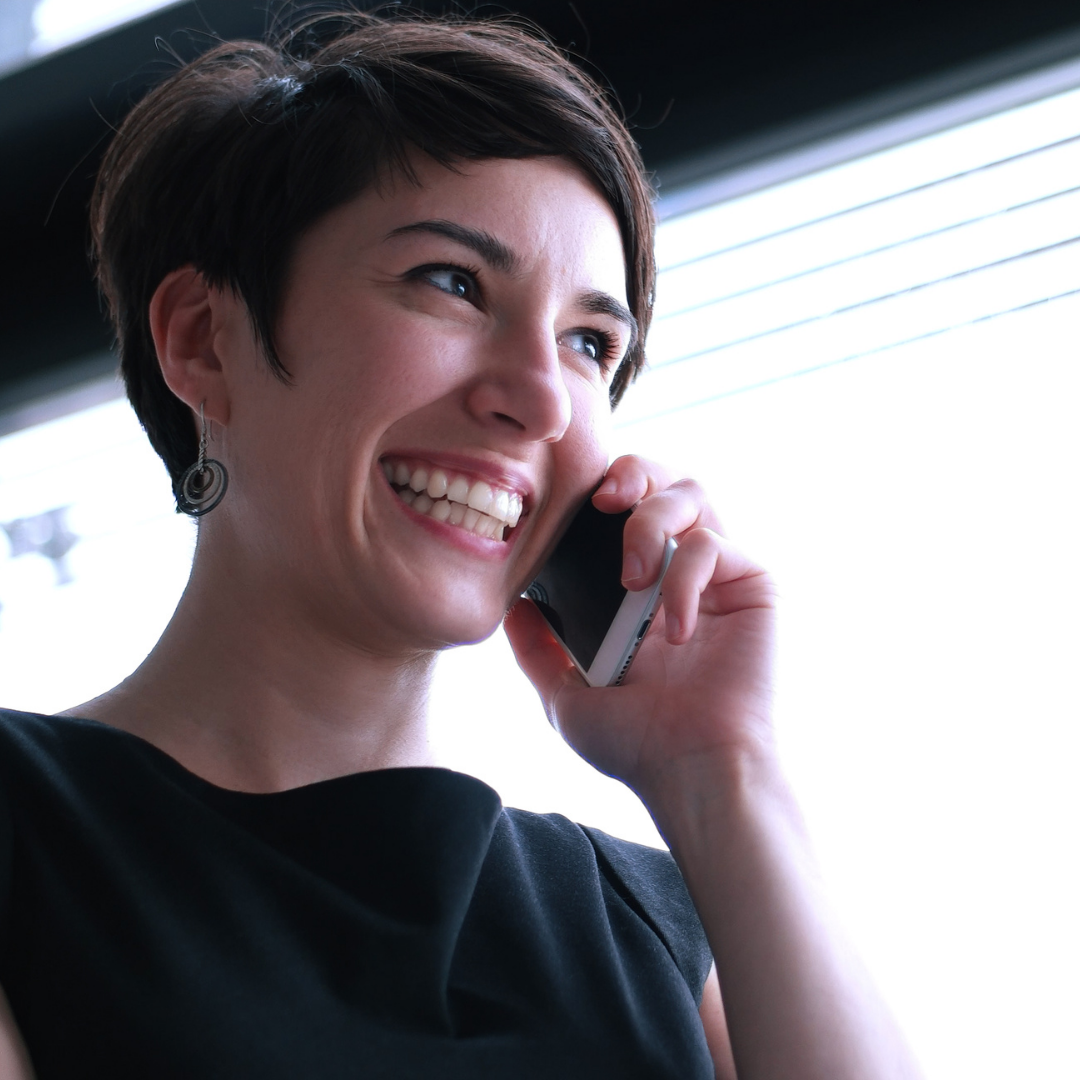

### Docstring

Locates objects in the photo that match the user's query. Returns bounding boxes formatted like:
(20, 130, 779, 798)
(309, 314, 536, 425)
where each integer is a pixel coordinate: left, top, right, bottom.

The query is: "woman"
(0, 12, 922, 1079)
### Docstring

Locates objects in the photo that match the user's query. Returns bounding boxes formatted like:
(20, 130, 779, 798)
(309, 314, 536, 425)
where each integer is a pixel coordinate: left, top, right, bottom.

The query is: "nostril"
(493, 411, 526, 430)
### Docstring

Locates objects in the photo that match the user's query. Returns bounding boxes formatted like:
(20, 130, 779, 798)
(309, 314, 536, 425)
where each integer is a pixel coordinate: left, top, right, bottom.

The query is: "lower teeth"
(395, 488, 505, 540)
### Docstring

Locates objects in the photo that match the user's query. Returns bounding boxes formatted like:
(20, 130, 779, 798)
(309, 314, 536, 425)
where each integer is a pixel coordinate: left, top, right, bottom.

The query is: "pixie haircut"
(91, 10, 657, 488)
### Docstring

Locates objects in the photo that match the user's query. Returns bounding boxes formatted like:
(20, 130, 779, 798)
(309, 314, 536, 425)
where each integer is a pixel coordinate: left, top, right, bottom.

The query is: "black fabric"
(0, 708, 713, 1079)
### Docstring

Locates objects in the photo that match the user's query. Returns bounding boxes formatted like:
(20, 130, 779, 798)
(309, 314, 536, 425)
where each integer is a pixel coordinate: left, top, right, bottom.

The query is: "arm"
(504, 456, 923, 1080)
(700, 964, 738, 1080)
(658, 753, 917, 1080)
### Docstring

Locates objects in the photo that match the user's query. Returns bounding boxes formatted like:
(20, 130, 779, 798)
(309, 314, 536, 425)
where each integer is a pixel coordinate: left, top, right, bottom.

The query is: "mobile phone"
(523, 495, 677, 687)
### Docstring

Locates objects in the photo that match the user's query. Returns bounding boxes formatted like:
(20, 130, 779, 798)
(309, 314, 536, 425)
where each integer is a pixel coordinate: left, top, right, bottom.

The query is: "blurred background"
(1, 2, 1078, 1077)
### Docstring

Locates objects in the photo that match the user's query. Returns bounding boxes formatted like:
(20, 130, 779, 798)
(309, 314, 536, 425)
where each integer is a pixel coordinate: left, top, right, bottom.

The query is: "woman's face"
(213, 155, 633, 655)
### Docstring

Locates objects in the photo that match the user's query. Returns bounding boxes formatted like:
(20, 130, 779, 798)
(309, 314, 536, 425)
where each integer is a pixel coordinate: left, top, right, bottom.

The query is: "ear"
(148, 267, 244, 428)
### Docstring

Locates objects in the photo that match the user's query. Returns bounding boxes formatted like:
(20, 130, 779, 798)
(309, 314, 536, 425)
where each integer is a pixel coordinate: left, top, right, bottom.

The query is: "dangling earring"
(176, 402, 229, 517)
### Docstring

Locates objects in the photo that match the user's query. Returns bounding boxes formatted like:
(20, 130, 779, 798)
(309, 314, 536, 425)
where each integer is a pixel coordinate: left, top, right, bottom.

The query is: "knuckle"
(625, 500, 664, 537)
(672, 476, 705, 499)
(621, 511, 649, 542)
(607, 453, 639, 474)
(683, 525, 720, 552)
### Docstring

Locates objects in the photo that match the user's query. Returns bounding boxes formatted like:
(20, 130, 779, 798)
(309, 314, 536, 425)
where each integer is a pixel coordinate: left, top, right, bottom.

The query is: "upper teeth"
(382, 460, 523, 536)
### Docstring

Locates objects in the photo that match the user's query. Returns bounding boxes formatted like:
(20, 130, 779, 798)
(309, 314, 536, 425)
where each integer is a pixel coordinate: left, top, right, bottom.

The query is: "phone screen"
(524, 501, 630, 671)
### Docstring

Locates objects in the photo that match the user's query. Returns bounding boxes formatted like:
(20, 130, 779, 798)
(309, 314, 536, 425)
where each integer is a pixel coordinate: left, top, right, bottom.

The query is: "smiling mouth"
(381, 458, 525, 542)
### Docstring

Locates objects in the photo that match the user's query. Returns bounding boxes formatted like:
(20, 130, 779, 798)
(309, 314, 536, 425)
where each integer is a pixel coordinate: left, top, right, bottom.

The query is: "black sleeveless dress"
(0, 709, 714, 1078)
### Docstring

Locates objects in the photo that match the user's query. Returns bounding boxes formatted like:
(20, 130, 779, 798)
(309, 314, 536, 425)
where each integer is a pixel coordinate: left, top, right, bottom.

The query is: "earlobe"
(148, 266, 233, 427)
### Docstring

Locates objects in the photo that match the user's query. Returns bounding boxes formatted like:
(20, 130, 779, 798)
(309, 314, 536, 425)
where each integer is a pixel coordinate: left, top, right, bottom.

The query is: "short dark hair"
(91, 10, 657, 488)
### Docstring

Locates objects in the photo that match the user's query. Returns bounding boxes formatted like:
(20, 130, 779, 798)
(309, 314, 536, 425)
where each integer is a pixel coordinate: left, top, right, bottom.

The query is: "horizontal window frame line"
(655, 179, 1080, 324)
(648, 233, 1080, 371)
(657, 130, 1080, 277)
(618, 286, 1080, 430)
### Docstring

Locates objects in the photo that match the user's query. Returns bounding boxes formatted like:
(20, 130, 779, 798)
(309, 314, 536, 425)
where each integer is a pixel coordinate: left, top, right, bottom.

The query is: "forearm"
(644, 749, 923, 1080)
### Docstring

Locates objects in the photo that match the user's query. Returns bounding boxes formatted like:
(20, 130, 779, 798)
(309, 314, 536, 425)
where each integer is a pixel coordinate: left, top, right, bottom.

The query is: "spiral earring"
(175, 402, 229, 517)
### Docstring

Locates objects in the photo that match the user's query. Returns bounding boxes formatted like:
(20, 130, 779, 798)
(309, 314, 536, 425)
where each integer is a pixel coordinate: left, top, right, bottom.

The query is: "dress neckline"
(24, 707, 500, 804)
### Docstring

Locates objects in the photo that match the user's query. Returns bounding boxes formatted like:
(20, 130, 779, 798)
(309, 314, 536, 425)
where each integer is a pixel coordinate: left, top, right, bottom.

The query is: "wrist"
(636, 738, 807, 858)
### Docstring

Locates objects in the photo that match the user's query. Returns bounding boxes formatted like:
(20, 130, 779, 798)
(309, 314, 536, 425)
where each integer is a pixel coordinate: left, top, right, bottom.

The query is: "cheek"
(284, 314, 468, 436)
(567, 383, 614, 470)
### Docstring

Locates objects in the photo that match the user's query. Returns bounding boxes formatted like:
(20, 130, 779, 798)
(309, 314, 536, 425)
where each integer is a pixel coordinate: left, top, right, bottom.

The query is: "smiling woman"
(0, 10, 922, 1080)
(154, 154, 626, 659)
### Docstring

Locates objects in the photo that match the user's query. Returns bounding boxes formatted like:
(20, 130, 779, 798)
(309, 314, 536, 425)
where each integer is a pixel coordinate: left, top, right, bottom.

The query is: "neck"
(64, 545, 441, 794)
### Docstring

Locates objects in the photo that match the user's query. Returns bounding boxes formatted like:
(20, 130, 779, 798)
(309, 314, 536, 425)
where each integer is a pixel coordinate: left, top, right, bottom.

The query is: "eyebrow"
(387, 218, 638, 346)
(385, 219, 518, 273)
(579, 290, 638, 349)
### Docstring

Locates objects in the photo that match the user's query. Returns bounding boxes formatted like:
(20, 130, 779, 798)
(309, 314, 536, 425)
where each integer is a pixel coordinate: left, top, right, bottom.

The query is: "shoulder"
(0, 708, 174, 835)
(0, 707, 123, 789)
(0, 708, 99, 849)
(0, 706, 97, 760)
(495, 806, 684, 909)
(496, 808, 713, 1002)
(0, 711, 57, 931)
(0, 707, 59, 749)
(0, 708, 66, 791)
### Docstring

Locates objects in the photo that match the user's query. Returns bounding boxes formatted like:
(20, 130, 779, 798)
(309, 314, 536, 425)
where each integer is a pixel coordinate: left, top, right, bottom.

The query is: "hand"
(503, 455, 778, 802)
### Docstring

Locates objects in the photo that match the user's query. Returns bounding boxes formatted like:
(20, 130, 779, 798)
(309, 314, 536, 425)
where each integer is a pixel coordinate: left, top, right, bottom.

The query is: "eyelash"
(563, 328, 621, 368)
(409, 262, 622, 368)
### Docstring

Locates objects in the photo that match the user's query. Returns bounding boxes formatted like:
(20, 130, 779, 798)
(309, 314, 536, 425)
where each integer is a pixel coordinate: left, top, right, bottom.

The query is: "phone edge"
(586, 536, 678, 687)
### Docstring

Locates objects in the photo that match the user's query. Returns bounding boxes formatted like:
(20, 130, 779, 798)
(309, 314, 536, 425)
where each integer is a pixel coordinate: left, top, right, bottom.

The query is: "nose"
(464, 325, 573, 443)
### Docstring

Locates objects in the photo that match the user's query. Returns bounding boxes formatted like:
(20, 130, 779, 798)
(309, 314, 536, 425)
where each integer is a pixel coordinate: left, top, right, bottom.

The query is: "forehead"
(301, 155, 628, 297)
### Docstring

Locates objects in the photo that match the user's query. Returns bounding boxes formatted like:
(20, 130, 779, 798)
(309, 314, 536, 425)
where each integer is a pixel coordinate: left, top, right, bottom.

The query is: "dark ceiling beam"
(4, 0, 1080, 404)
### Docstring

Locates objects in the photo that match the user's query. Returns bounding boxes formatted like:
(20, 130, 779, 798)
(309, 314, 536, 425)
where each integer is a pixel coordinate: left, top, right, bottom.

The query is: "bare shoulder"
(0, 984, 35, 1079)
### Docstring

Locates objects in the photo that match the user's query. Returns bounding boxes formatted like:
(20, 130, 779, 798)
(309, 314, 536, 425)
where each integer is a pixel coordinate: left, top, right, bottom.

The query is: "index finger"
(591, 455, 675, 514)
(622, 477, 724, 588)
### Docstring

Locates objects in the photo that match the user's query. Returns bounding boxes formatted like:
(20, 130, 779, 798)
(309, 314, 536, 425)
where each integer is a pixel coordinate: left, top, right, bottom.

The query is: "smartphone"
(523, 495, 677, 687)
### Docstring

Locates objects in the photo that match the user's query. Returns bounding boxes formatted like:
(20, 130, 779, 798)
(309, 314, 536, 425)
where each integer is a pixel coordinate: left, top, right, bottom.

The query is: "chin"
(441, 622, 503, 650)
(430, 606, 509, 650)
(381, 588, 512, 654)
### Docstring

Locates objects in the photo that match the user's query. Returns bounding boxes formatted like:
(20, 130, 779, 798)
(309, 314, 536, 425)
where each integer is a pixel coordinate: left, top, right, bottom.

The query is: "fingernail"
(666, 614, 681, 640)
(623, 552, 643, 583)
(594, 476, 618, 497)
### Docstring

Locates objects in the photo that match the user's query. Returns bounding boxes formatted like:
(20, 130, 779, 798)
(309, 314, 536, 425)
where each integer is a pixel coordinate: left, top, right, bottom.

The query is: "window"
(608, 61, 1080, 1080)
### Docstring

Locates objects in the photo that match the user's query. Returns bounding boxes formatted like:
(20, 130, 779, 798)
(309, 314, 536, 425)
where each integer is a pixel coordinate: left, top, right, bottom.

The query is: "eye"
(417, 265, 479, 302)
(560, 328, 619, 367)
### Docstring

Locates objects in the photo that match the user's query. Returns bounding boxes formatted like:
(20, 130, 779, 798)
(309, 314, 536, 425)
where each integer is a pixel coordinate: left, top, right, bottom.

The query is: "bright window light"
(608, 71, 1080, 1080)
(2, 55, 1079, 1080)
(29, 0, 183, 55)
